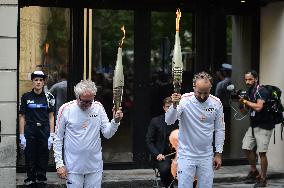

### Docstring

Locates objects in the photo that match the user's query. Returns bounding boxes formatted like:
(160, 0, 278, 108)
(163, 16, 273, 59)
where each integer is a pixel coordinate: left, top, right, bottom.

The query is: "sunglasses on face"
(79, 96, 93, 105)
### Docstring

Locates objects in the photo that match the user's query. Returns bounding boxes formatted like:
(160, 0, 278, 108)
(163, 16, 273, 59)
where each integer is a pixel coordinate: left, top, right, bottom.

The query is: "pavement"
(16, 165, 284, 187)
(214, 178, 284, 188)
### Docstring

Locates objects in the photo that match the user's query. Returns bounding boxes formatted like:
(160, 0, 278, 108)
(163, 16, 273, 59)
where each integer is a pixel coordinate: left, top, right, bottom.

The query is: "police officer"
(19, 70, 56, 186)
(215, 63, 232, 156)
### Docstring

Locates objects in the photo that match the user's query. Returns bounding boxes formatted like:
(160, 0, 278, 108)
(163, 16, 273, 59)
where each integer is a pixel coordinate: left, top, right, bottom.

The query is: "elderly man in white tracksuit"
(53, 80, 123, 188)
(166, 72, 225, 188)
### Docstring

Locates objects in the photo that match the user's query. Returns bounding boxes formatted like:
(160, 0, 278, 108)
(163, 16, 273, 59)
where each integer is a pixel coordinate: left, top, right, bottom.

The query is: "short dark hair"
(193, 71, 213, 85)
(163, 97, 172, 106)
(245, 70, 258, 79)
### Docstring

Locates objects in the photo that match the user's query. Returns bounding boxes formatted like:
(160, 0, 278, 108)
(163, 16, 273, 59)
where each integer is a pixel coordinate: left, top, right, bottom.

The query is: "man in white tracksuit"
(53, 80, 123, 188)
(165, 71, 225, 188)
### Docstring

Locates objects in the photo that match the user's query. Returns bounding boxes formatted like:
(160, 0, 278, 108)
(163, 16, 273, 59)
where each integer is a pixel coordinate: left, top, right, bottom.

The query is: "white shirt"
(165, 92, 225, 159)
(53, 100, 119, 174)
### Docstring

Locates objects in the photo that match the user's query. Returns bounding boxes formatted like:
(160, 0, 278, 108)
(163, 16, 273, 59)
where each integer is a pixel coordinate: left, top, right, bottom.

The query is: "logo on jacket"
(204, 107, 215, 112)
(50, 99, 55, 106)
(27, 100, 35, 104)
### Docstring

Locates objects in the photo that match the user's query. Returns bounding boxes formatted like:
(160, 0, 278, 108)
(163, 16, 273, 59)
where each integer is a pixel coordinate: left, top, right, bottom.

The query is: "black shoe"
(24, 177, 36, 185)
(254, 178, 267, 187)
(246, 170, 260, 183)
(193, 179, 197, 188)
(37, 176, 47, 184)
(37, 180, 47, 184)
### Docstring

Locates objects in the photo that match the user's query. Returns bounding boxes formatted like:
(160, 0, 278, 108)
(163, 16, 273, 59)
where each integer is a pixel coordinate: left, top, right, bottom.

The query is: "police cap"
(31, 71, 47, 80)
(220, 63, 232, 71)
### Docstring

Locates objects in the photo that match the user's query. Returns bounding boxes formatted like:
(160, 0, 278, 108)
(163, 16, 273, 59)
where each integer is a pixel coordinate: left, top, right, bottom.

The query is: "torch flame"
(176, 8, 181, 32)
(119, 25, 126, 48)
(44, 43, 49, 54)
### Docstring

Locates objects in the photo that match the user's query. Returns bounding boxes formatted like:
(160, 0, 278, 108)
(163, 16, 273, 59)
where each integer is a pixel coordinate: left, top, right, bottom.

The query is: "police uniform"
(19, 89, 55, 182)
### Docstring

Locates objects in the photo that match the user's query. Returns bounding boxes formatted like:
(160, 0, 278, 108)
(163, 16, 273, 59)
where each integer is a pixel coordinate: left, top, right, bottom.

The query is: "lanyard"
(252, 85, 260, 101)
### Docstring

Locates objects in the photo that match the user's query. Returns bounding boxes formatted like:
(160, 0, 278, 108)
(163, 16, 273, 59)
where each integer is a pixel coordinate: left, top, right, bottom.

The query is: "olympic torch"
(113, 26, 125, 112)
(172, 9, 183, 105)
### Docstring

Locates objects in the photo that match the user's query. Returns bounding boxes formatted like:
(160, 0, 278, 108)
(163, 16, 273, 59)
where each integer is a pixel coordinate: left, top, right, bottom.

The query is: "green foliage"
(151, 11, 192, 51)
(150, 11, 193, 72)
(95, 10, 192, 71)
(44, 8, 69, 53)
(43, 8, 70, 85)
(94, 10, 134, 69)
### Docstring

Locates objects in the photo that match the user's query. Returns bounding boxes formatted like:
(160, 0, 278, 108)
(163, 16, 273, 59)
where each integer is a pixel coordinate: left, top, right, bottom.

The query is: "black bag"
(262, 85, 284, 143)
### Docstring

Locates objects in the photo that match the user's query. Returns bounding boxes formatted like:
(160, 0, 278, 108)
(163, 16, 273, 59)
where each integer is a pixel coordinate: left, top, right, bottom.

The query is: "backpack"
(262, 85, 284, 143)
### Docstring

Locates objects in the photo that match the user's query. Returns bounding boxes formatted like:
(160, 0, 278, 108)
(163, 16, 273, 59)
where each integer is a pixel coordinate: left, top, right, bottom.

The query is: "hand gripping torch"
(113, 47, 124, 112)
(172, 30, 183, 105)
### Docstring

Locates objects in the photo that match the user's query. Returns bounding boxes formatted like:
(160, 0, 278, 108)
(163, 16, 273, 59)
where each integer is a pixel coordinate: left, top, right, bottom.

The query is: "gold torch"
(172, 9, 183, 105)
(113, 26, 125, 112)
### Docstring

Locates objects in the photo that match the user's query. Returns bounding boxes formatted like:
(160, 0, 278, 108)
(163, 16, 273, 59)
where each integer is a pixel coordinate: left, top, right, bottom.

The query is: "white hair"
(74, 80, 97, 98)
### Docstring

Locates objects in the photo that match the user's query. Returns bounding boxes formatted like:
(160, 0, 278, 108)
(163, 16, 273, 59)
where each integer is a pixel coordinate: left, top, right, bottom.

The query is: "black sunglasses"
(79, 96, 93, 104)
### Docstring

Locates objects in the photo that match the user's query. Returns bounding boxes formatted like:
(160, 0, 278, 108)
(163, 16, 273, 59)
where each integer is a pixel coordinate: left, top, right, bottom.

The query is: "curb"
(16, 172, 284, 188)
(214, 172, 284, 183)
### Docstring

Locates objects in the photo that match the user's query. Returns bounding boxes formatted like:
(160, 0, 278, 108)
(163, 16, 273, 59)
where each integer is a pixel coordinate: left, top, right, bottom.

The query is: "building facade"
(0, 0, 283, 187)
(0, 0, 18, 187)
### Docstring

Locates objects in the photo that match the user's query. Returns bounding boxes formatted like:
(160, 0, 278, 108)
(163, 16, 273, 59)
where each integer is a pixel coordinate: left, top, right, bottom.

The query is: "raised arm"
(100, 105, 120, 139)
(165, 93, 182, 125)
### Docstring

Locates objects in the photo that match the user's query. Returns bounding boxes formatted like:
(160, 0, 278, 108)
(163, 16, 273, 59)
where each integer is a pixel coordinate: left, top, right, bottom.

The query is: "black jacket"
(248, 85, 274, 130)
(145, 114, 178, 159)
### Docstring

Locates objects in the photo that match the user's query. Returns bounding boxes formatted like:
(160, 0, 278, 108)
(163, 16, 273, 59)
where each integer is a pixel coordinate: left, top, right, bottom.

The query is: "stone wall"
(0, 0, 18, 187)
(260, 1, 284, 172)
(19, 7, 50, 97)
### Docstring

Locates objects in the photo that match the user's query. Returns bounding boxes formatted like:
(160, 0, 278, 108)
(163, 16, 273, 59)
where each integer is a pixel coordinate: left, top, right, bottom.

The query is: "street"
(213, 178, 284, 188)
(16, 166, 284, 187)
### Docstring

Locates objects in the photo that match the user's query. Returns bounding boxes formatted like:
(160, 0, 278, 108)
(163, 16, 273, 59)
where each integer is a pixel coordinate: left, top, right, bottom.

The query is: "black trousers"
(153, 157, 174, 187)
(25, 125, 49, 181)
(223, 107, 231, 156)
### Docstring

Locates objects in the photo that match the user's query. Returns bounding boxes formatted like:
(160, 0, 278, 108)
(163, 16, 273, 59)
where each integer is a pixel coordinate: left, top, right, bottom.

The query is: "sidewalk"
(16, 165, 284, 187)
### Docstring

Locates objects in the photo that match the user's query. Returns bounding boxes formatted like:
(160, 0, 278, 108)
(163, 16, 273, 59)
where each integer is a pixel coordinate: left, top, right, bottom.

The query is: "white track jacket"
(53, 100, 119, 174)
(165, 92, 225, 159)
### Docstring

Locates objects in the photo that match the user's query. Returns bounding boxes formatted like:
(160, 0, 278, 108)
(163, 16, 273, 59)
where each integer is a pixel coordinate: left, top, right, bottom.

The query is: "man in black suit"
(146, 97, 178, 188)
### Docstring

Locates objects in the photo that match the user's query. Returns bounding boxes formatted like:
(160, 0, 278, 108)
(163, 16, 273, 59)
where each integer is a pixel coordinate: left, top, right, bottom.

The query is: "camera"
(227, 84, 248, 100)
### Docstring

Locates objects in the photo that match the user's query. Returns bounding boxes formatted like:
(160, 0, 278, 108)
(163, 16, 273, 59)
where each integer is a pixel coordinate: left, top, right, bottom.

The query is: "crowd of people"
(19, 67, 276, 187)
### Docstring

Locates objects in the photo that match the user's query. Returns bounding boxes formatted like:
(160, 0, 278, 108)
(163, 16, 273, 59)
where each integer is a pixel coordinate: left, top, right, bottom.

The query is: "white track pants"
(66, 172, 103, 188)
(177, 157, 214, 188)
